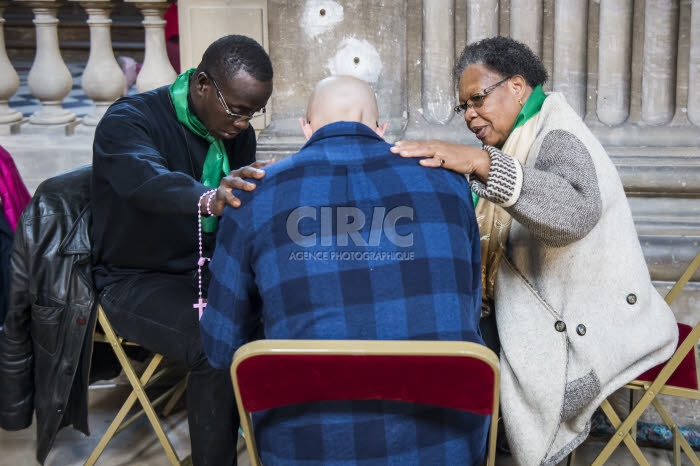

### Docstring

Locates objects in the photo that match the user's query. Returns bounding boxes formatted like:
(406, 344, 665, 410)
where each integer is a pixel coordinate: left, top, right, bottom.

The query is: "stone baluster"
(466, 0, 498, 44)
(0, 1, 23, 128)
(422, 0, 454, 125)
(126, 0, 176, 92)
(14, 0, 76, 127)
(642, 0, 680, 125)
(71, 0, 124, 126)
(689, 0, 700, 126)
(552, 0, 588, 117)
(510, 0, 543, 58)
(597, 0, 633, 126)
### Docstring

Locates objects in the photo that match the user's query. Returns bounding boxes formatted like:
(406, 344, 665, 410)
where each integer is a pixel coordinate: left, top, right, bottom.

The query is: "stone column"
(597, 0, 633, 126)
(642, 0, 680, 125)
(552, 0, 587, 117)
(15, 0, 76, 126)
(466, 0, 498, 44)
(510, 0, 543, 58)
(72, 0, 124, 126)
(689, 0, 700, 126)
(0, 1, 22, 127)
(126, 0, 176, 92)
(263, 0, 406, 142)
(422, 0, 454, 125)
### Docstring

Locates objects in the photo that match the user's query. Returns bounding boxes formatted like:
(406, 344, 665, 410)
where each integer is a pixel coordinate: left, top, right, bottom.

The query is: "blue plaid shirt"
(202, 122, 487, 466)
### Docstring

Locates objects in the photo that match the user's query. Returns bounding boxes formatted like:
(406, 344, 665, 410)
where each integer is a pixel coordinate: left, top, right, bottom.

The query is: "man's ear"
(299, 118, 314, 140)
(194, 72, 208, 97)
(375, 121, 388, 138)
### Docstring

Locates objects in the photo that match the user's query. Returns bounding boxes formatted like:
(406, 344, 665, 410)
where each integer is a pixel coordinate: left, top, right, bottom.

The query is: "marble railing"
(0, 1, 698, 139)
(0, 0, 174, 135)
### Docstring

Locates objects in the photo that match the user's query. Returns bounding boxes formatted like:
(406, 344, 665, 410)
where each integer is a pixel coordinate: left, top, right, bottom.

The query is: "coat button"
(626, 294, 637, 305)
(554, 320, 567, 332)
(576, 324, 587, 336)
(76, 316, 86, 325)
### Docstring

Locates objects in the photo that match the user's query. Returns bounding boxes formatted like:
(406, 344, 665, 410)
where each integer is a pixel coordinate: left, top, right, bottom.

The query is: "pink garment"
(0, 144, 31, 232)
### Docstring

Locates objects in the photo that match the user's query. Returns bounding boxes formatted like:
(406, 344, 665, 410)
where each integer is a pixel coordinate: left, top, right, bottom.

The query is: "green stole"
(169, 68, 229, 232)
(476, 84, 547, 304)
(512, 84, 547, 130)
(471, 84, 546, 207)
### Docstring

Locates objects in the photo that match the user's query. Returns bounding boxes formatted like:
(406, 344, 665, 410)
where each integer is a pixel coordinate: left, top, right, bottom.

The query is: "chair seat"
(636, 322, 698, 390)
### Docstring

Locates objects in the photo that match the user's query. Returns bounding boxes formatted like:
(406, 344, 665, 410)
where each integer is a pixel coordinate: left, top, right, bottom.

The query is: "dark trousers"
(99, 272, 238, 466)
(479, 311, 501, 356)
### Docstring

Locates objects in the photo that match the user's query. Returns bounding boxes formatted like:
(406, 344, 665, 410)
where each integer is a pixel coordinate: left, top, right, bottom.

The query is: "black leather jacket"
(0, 212, 12, 325)
(0, 166, 99, 464)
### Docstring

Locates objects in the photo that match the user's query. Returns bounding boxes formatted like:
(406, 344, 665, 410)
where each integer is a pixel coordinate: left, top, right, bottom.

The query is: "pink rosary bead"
(194, 189, 216, 320)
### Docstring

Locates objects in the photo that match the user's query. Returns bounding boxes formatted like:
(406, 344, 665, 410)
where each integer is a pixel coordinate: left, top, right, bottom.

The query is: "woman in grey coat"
(391, 36, 678, 466)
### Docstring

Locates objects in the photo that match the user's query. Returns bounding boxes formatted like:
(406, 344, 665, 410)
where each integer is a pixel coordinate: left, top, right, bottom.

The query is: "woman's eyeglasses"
(454, 76, 511, 114)
(203, 72, 266, 122)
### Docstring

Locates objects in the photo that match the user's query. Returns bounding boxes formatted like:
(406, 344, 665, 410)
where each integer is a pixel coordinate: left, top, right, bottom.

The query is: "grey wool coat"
(469, 93, 678, 466)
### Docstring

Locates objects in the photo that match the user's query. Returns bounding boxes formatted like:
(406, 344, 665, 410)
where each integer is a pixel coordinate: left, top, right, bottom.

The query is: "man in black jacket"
(90, 35, 272, 466)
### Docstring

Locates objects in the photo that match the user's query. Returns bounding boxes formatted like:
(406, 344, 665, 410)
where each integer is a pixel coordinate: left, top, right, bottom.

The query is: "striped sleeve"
(467, 145, 523, 207)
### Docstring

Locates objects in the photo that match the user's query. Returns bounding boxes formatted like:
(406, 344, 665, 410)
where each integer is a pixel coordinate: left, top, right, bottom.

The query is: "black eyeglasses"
(454, 76, 511, 114)
(203, 72, 266, 122)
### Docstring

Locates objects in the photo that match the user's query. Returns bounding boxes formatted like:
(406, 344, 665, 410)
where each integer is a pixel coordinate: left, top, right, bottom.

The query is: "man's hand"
(204, 160, 274, 216)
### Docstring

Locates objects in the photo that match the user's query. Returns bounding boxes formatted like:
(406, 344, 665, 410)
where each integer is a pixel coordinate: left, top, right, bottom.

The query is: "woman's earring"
(518, 99, 524, 108)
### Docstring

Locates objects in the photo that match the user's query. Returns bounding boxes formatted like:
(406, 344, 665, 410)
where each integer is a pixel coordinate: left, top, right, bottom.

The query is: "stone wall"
(253, 0, 700, 279)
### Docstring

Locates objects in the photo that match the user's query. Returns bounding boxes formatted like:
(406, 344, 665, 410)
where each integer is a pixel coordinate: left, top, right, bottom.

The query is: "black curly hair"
(454, 36, 547, 88)
(196, 35, 273, 83)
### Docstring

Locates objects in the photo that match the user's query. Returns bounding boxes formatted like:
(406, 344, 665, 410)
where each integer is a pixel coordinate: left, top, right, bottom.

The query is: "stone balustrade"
(0, 1, 697, 143)
(0, 1, 21, 126)
(0, 0, 174, 137)
(72, 0, 124, 127)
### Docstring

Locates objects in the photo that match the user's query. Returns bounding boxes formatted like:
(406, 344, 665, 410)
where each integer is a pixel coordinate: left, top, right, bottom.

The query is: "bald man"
(299, 74, 388, 138)
(201, 76, 488, 466)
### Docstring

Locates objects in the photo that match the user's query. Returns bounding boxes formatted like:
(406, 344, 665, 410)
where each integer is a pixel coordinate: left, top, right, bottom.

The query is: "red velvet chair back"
(231, 339, 500, 466)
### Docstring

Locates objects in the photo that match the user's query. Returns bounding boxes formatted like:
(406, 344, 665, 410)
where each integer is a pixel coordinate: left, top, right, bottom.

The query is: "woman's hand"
(390, 139, 491, 182)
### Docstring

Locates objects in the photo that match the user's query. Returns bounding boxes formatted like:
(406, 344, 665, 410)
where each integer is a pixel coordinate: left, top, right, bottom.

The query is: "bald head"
(301, 76, 386, 139)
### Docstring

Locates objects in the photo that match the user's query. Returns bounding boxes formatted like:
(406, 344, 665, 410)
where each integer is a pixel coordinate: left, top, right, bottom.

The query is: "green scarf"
(512, 84, 547, 131)
(169, 68, 229, 232)
(471, 84, 547, 208)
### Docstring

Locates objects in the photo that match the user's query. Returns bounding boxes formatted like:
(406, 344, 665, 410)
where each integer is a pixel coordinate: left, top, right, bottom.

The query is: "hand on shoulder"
(390, 139, 491, 181)
(202, 161, 272, 216)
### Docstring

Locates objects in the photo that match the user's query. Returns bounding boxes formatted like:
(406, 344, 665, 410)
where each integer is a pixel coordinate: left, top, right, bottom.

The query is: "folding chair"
(85, 304, 189, 466)
(591, 251, 700, 466)
(231, 339, 500, 466)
